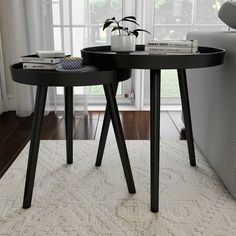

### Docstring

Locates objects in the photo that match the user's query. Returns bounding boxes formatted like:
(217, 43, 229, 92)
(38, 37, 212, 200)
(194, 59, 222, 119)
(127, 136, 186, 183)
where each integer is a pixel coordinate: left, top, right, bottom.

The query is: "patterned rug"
(0, 140, 236, 236)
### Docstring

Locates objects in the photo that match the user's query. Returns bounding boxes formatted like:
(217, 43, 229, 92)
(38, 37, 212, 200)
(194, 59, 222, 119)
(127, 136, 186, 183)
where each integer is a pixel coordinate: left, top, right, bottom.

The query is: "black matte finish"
(10, 63, 134, 208)
(23, 86, 48, 209)
(10, 63, 131, 86)
(95, 83, 118, 167)
(65, 87, 73, 164)
(178, 69, 196, 166)
(103, 84, 136, 194)
(82, 45, 225, 70)
(82, 45, 225, 213)
(150, 70, 161, 213)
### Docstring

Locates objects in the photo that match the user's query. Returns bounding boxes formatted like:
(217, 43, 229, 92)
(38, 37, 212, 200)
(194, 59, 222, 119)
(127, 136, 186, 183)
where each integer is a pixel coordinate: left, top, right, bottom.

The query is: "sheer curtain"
(0, 0, 56, 116)
(0, 31, 8, 114)
(0, 0, 88, 117)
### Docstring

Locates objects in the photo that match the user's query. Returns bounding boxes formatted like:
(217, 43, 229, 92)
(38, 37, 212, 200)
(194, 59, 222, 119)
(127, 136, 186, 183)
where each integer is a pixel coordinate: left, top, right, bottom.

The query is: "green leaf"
(132, 31, 139, 37)
(130, 29, 151, 37)
(120, 18, 140, 26)
(112, 26, 128, 32)
(133, 29, 150, 34)
(104, 18, 111, 23)
(103, 20, 114, 30)
(111, 26, 122, 32)
(121, 16, 136, 21)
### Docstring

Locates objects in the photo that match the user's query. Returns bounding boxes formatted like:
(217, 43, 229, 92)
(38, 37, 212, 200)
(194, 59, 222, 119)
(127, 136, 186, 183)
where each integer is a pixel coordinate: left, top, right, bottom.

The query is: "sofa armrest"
(186, 31, 236, 197)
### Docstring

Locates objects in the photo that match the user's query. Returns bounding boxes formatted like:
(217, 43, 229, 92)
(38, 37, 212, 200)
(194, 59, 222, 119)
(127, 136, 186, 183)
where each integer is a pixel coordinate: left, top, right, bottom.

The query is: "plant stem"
(115, 20, 121, 36)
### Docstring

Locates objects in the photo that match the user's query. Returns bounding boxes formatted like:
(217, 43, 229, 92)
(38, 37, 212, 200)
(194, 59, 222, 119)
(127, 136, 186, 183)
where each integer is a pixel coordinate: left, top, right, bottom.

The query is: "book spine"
(146, 40, 198, 48)
(37, 51, 65, 58)
(19, 58, 61, 64)
(23, 63, 57, 70)
(146, 51, 199, 55)
(145, 46, 198, 53)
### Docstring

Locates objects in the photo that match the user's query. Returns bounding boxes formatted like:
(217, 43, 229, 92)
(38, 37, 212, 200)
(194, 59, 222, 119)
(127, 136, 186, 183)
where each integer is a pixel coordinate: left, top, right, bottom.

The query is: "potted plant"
(103, 16, 150, 52)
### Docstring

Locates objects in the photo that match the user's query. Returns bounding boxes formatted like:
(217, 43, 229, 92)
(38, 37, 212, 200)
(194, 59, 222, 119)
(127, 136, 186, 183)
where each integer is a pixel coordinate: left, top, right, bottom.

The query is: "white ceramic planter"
(111, 35, 136, 52)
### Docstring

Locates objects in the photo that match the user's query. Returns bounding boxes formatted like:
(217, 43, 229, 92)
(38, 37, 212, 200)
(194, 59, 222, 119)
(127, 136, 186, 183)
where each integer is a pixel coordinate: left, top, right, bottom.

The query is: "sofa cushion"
(187, 31, 236, 198)
(218, 1, 236, 29)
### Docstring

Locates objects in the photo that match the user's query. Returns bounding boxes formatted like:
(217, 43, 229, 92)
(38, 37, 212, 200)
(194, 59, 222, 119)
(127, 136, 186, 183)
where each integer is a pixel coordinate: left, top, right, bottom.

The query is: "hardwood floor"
(0, 111, 184, 178)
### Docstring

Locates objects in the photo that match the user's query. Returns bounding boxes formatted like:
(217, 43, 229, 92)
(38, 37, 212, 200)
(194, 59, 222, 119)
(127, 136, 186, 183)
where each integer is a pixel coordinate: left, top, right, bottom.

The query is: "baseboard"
(6, 94, 182, 111)
(0, 100, 4, 113)
(6, 94, 15, 110)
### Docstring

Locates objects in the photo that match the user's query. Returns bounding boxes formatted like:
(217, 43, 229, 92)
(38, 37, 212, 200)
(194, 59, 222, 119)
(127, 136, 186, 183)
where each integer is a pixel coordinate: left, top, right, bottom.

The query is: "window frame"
(138, 0, 229, 110)
(50, 0, 230, 110)
(51, 0, 133, 106)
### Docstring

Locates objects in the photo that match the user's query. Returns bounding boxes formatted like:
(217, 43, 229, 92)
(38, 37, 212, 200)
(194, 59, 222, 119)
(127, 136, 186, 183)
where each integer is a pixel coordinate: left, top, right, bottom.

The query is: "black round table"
(10, 63, 136, 209)
(81, 45, 226, 212)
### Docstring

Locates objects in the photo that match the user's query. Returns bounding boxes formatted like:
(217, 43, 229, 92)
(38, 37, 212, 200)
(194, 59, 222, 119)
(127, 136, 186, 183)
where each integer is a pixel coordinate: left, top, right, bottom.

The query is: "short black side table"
(81, 45, 226, 212)
(10, 63, 136, 208)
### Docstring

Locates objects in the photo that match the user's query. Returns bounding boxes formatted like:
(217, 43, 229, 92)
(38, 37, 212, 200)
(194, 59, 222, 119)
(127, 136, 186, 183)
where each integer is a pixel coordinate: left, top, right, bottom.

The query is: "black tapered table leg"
(150, 69, 161, 213)
(177, 69, 196, 166)
(103, 84, 136, 194)
(95, 83, 118, 166)
(23, 86, 48, 209)
(64, 87, 73, 164)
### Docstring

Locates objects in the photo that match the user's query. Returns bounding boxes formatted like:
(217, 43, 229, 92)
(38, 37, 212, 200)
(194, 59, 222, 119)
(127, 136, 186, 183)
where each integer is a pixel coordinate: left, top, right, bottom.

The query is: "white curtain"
(0, 0, 54, 116)
(0, 0, 87, 117)
(0, 31, 8, 114)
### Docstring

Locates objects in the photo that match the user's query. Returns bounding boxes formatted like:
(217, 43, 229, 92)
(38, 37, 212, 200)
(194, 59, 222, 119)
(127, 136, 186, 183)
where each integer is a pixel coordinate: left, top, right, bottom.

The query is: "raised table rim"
(10, 63, 131, 86)
(81, 45, 226, 70)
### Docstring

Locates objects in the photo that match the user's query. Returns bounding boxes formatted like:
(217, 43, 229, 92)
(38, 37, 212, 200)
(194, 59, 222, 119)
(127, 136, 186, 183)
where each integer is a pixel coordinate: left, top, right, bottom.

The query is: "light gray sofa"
(186, 31, 236, 198)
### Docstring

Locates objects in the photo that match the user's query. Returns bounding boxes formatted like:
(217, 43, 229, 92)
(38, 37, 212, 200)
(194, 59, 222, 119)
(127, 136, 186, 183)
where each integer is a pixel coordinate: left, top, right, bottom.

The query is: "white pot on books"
(111, 35, 136, 52)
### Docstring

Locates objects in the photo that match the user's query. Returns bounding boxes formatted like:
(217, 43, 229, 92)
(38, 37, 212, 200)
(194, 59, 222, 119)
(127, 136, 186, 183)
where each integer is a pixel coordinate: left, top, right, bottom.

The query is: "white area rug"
(0, 140, 236, 236)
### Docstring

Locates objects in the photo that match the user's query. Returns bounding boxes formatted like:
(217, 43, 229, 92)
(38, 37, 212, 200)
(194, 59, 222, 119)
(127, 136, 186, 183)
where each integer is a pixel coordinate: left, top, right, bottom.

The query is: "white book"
(23, 63, 59, 70)
(145, 46, 198, 53)
(146, 40, 198, 48)
(146, 51, 199, 55)
(19, 54, 63, 64)
(37, 50, 65, 58)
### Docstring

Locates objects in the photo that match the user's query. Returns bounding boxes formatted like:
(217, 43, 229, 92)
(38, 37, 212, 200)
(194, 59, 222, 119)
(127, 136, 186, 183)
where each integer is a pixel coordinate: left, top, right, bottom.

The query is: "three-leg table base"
(103, 84, 136, 194)
(150, 70, 161, 212)
(22, 83, 135, 209)
(64, 87, 73, 164)
(23, 86, 48, 209)
(97, 69, 197, 213)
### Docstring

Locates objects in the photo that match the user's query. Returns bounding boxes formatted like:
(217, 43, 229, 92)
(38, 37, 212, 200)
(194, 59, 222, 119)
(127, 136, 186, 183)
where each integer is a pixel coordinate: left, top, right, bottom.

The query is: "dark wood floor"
(0, 111, 184, 178)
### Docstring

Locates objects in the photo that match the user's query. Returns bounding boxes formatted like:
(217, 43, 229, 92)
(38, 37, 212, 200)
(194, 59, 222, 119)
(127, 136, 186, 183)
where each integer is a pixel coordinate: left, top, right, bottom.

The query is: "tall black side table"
(81, 45, 226, 212)
(10, 63, 136, 208)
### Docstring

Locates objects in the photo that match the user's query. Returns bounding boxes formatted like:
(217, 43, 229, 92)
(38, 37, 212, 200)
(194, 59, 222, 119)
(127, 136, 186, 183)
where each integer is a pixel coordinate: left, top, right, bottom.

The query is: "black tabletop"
(10, 63, 131, 86)
(81, 45, 225, 70)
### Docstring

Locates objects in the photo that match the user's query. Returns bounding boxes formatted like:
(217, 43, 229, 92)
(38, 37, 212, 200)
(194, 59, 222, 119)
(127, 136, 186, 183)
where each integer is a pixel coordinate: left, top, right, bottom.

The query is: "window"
(153, 0, 228, 98)
(52, 0, 131, 103)
(52, 0, 229, 108)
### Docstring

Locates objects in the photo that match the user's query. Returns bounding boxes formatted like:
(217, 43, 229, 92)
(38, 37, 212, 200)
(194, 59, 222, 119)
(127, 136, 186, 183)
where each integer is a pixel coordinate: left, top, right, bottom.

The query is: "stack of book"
(19, 50, 65, 70)
(145, 40, 198, 55)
